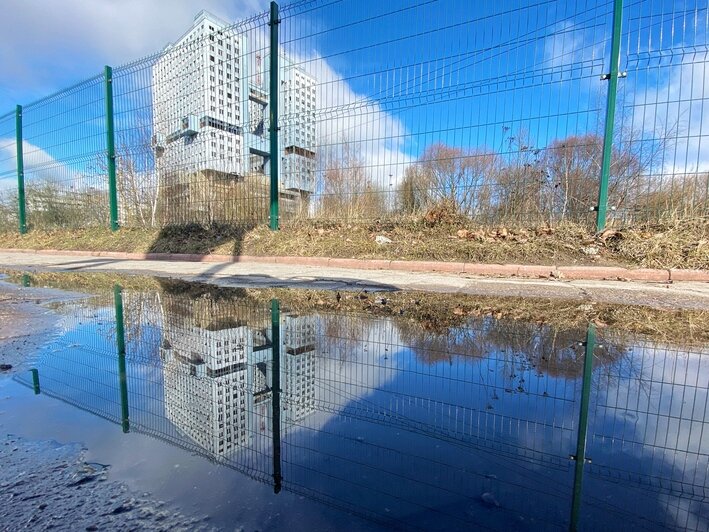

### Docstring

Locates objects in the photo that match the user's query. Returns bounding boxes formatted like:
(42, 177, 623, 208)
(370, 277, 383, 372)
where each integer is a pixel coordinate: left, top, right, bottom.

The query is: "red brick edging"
(0, 248, 706, 282)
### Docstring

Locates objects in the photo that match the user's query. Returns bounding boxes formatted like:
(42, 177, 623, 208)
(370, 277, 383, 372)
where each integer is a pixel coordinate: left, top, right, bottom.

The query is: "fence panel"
(1, 0, 707, 232)
(20, 75, 107, 230)
(611, 0, 709, 225)
(279, 0, 614, 225)
(0, 111, 18, 231)
(111, 10, 272, 229)
(585, 339, 709, 529)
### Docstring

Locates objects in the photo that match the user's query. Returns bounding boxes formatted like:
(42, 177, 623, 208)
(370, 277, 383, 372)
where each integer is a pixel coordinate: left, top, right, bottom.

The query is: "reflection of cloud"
(593, 345, 709, 528)
(314, 316, 400, 412)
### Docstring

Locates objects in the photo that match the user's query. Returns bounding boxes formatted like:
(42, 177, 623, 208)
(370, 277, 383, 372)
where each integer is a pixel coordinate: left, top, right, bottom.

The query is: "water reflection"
(12, 278, 709, 531)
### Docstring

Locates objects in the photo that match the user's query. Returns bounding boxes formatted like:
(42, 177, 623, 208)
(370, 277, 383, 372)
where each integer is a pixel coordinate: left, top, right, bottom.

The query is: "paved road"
(0, 251, 708, 310)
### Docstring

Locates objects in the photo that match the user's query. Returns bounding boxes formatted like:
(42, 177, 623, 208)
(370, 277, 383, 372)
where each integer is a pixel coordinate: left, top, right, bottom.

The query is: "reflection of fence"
(12, 284, 709, 530)
(1, 0, 708, 233)
(588, 340, 709, 500)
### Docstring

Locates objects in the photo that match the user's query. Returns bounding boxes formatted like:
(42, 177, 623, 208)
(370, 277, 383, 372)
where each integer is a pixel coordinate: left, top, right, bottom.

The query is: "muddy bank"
(0, 434, 215, 531)
(0, 280, 71, 374)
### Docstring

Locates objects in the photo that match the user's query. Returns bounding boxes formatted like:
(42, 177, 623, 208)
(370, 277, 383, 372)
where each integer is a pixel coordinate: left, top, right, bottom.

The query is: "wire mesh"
(109, 11, 273, 228)
(280, 0, 613, 225)
(20, 75, 107, 229)
(613, 0, 709, 224)
(0, 111, 18, 231)
(0, 0, 707, 231)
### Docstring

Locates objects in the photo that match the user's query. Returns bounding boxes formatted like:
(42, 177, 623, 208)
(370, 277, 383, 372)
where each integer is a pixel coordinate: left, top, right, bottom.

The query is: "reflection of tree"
(121, 290, 163, 355)
(398, 316, 629, 380)
(317, 314, 386, 364)
(158, 279, 269, 332)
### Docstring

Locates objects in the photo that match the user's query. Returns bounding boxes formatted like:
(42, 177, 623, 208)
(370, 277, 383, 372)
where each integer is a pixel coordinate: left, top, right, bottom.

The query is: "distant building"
(151, 11, 317, 222)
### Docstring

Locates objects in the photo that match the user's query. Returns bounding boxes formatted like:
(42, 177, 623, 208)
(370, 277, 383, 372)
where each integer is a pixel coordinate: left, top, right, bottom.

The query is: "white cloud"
(0, 0, 269, 97)
(297, 53, 414, 189)
(630, 58, 709, 174)
(543, 20, 608, 73)
(1, 1, 414, 204)
(0, 138, 83, 191)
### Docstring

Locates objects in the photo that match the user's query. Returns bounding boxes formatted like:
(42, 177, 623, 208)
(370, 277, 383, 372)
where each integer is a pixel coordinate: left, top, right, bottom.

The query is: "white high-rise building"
(151, 11, 317, 210)
(152, 11, 247, 180)
(255, 55, 317, 193)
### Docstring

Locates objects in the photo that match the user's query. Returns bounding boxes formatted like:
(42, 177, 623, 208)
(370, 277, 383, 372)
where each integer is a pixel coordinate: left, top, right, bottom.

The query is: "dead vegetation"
(0, 215, 707, 269)
(4, 271, 708, 347)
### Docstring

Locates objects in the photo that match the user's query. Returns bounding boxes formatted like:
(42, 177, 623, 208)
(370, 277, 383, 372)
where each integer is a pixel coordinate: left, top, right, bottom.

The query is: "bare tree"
(317, 139, 386, 221)
(94, 116, 160, 228)
(490, 131, 547, 224)
(398, 143, 497, 217)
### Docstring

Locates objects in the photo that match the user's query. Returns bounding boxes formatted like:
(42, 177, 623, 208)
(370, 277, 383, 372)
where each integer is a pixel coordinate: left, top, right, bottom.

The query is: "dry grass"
(606, 218, 709, 269)
(1, 270, 161, 293)
(0, 217, 706, 269)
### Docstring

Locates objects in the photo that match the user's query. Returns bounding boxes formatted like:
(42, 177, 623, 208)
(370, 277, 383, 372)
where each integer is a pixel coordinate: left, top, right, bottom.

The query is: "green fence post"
(105, 66, 119, 232)
(15, 105, 27, 234)
(21, 273, 31, 287)
(269, 1, 280, 231)
(113, 284, 129, 433)
(271, 299, 282, 493)
(596, 0, 624, 232)
(31, 368, 40, 395)
(569, 324, 596, 531)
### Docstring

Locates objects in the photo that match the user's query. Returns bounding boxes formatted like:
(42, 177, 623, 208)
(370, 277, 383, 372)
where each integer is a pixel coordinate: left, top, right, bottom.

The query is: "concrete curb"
(0, 248, 706, 282)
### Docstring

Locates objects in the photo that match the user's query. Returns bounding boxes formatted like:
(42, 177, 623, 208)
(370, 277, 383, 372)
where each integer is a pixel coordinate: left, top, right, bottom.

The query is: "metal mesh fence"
(613, 0, 709, 224)
(280, 0, 612, 225)
(0, 0, 707, 232)
(110, 12, 274, 228)
(0, 111, 17, 231)
(21, 75, 108, 229)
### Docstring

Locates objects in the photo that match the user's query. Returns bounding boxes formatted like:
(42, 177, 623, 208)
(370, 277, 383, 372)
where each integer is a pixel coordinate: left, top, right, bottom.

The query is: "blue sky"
(0, 0, 707, 192)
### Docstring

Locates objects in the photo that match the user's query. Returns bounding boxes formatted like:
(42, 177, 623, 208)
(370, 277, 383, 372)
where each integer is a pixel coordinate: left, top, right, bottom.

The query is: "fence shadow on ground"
(146, 222, 256, 256)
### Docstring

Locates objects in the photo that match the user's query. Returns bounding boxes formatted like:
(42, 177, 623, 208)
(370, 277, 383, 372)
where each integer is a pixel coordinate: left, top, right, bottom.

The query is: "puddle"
(1, 273, 708, 530)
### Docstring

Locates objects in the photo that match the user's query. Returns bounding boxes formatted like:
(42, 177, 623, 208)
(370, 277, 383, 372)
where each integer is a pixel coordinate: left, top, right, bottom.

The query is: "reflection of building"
(159, 295, 316, 457)
(151, 11, 317, 222)
(282, 315, 317, 424)
(161, 321, 253, 456)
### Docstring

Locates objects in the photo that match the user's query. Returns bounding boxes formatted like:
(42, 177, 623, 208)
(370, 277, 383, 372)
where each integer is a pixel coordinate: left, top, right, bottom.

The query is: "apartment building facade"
(151, 11, 317, 221)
